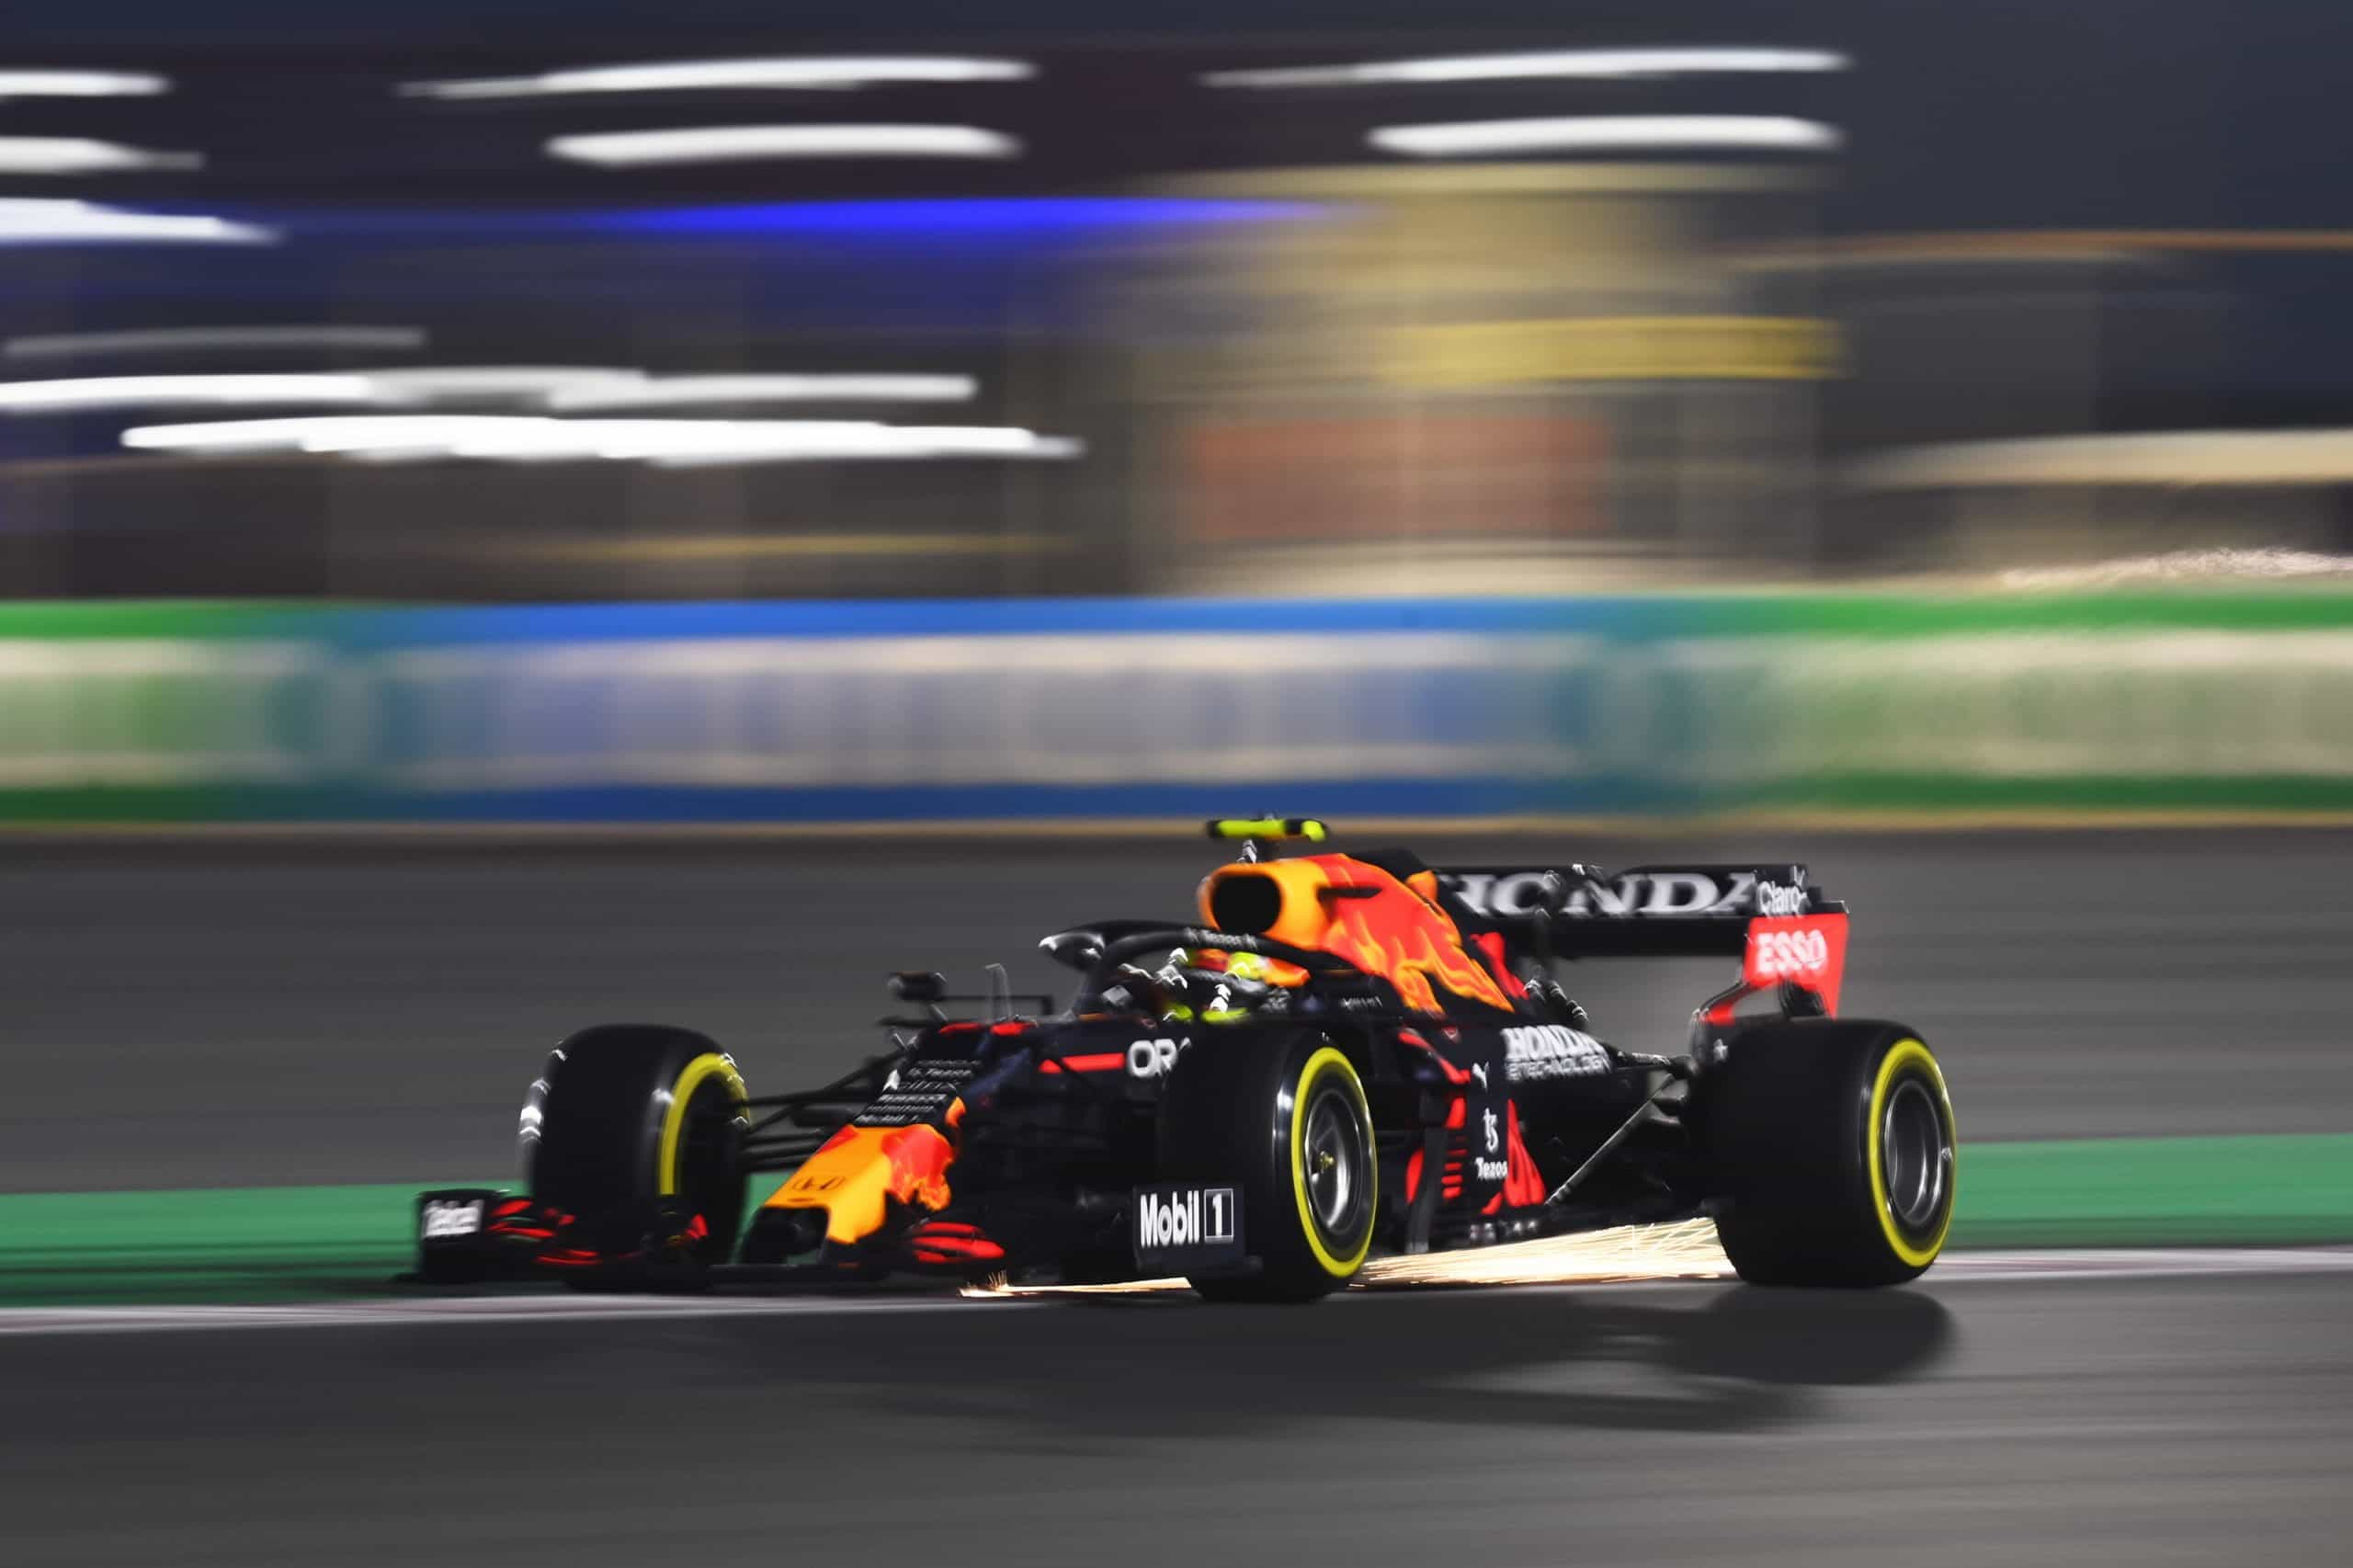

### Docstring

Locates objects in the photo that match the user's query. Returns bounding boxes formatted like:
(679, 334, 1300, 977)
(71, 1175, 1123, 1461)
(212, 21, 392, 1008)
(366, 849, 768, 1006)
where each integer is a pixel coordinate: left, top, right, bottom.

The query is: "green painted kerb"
(0, 1181, 498, 1307)
(1951, 1132, 2353, 1247)
(0, 1133, 2347, 1306)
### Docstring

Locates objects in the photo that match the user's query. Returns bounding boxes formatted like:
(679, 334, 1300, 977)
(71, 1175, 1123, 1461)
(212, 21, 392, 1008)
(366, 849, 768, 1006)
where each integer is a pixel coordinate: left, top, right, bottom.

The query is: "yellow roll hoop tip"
(1206, 817, 1328, 843)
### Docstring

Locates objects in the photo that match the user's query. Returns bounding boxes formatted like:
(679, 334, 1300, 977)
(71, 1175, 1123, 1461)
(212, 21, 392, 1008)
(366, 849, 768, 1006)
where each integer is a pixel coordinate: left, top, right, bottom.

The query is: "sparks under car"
(415, 819, 1958, 1300)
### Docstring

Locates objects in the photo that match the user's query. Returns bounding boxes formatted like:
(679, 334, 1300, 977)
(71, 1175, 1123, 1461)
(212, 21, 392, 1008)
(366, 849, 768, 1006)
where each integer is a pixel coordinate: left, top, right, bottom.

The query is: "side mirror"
(1527, 870, 1570, 978)
(888, 971, 948, 1004)
(1038, 932, 1105, 971)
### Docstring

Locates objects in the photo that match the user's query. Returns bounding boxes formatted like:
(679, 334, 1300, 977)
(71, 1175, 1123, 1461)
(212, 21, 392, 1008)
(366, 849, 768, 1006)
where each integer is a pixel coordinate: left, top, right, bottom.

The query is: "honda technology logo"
(1446, 868, 1809, 919)
(1503, 1025, 1611, 1081)
(1136, 1186, 1237, 1251)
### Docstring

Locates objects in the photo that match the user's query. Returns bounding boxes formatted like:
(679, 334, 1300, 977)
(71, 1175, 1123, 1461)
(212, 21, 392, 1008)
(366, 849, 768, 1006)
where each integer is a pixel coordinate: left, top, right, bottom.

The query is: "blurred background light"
(349, 367, 645, 401)
(4, 325, 426, 361)
(0, 137, 203, 175)
(1203, 46, 1849, 89)
(0, 69, 168, 98)
(1847, 429, 2353, 490)
(0, 369, 982, 415)
(7, 11, 2353, 626)
(401, 55, 1035, 98)
(546, 374, 977, 410)
(597, 197, 1329, 236)
(0, 199, 270, 244)
(545, 126, 1022, 166)
(1369, 115, 1845, 157)
(0, 373, 388, 414)
(0, 367, 641, 411)
(119, 414, 1085, 464)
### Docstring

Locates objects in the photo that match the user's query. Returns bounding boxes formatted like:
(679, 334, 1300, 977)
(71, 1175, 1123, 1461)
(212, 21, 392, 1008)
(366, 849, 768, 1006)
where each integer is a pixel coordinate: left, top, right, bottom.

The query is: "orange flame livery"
(761, 1118, 957, 1245)
(1199, 853, 1511, 1014)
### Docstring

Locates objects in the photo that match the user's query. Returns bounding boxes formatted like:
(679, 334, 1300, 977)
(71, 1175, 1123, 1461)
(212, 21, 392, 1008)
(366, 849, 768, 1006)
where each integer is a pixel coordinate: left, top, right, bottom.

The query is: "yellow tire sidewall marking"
(1289, 1046, 1375, 1278)
(1866, 1038, 1955, 1267)
(658, 1052, 749, 1198)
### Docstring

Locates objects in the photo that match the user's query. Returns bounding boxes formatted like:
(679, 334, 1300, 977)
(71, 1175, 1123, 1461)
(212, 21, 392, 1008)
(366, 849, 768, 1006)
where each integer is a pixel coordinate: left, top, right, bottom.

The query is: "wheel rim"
(672, 1076, 746, 1256)
(1301, 1080, 1371, 1244)
(1880, 1076, 1949, 1236)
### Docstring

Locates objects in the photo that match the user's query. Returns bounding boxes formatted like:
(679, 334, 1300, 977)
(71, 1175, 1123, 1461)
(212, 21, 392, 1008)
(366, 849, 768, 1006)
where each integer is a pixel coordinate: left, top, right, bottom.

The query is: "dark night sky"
(6, 1, 2347, 229)
(10, 0, 2353, 423)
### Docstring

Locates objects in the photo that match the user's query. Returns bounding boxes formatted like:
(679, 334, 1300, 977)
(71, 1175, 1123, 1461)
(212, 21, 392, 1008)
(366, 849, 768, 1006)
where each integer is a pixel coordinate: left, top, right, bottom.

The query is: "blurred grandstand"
(7, 1, 2353, 600)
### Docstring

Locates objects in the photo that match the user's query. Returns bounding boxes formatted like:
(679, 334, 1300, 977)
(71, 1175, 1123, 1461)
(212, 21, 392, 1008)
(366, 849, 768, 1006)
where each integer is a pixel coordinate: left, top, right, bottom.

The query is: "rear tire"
(1158, 1034, 1377, 1302)
(524, 1025, 751, 1268)
(1698, 1019, 1957, 1287)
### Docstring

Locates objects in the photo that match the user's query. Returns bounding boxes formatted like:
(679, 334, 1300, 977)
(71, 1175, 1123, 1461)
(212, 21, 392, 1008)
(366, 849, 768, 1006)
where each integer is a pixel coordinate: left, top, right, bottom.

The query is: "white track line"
(4, 1244, 2350, 1337)
(0, 1291, 1011, 1337)
(1925, 1244, 2353, 1284)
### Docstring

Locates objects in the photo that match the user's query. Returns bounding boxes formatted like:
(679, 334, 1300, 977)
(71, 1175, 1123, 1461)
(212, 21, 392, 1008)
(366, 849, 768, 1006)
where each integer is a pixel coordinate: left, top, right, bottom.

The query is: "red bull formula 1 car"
(415, 819, 1958, 1301)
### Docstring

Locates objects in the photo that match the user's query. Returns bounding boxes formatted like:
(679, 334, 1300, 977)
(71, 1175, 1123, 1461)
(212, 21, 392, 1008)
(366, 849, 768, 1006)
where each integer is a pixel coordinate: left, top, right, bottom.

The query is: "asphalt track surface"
(1, 1265, 2347, 1567)
(6, 831, 2352, 1566)
(5, 828, 2350, 1192)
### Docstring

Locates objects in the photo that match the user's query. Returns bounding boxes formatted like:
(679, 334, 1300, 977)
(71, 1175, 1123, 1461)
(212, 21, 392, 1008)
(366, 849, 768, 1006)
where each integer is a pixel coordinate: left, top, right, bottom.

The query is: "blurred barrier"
(5, 594, 2353, 823)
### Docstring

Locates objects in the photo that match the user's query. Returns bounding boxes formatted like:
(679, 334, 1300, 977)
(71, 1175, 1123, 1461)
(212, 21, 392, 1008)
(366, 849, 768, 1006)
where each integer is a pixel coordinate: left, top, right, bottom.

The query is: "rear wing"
(1438, 863, 1849, 1009)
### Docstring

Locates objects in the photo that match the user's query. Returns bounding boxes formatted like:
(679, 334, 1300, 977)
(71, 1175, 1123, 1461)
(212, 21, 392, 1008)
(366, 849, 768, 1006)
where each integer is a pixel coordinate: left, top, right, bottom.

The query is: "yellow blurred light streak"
(547, 126, 1020, 166)
(403, 57, 1034, 99)
(1206, 47, 1847, 89)
(1370, 115, 1842, 159)
(1383, 316, 1842, 387)
(1849, 429, 2353, 490)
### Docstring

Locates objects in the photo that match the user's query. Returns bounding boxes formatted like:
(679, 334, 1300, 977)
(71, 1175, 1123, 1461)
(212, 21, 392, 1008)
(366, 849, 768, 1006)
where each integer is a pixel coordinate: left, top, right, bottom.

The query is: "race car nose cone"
(743, 1204, 830, 1264)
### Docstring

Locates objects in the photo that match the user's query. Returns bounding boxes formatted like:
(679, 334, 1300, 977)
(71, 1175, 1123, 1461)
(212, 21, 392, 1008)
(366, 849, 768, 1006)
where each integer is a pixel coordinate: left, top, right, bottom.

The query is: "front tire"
(523, 1025, 751, 1268)
(1698, 1020, 1957, 1287)
(1158, 1034, 1377, 1302)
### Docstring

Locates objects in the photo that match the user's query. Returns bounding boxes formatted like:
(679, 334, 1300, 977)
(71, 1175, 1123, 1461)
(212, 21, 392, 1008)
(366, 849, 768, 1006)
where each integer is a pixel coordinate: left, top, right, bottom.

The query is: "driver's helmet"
(1189, 948, 1308, 987)
(1113, 949, 1281, 1024)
